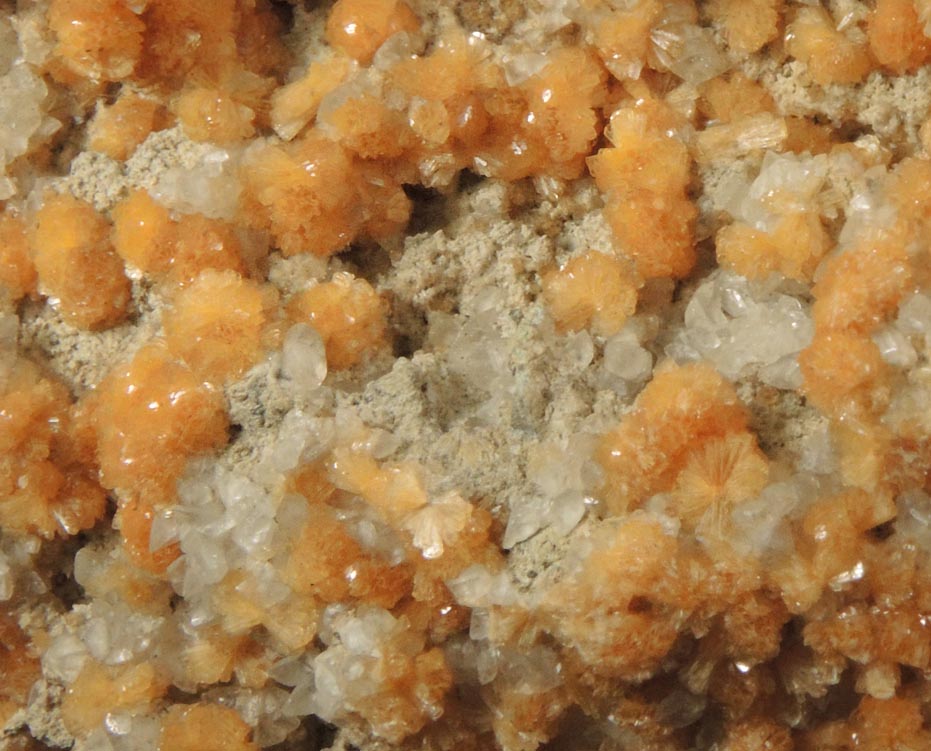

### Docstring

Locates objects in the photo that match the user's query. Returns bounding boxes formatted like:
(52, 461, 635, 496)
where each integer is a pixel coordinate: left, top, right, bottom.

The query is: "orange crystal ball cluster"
(4, 0, 931, 750)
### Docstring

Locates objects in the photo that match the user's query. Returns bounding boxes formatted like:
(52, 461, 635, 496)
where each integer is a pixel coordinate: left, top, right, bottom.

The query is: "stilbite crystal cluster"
(5, 1, 931, 751)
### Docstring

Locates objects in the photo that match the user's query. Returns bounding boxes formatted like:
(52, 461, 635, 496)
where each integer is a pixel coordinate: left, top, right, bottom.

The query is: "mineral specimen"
(3, 1, 931, 750)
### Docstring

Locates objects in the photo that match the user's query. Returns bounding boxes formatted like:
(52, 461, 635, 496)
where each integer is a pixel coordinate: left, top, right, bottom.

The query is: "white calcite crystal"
(150, 145, 242, 220)
(281, 323, 328, 397)
(42, 633, 89, 684)
(80, 600, 166, 666)
(896, 490, 931, 548)
(721, 151, 830, 231)
(897, 292, 931, 335)
(597, 319, 654, 395)
(447, 564, 521, 609)
(269, 410, 336, 473)
(667, 270, 813, 388)
(503, 432, 602, 548)
(0, 61, 59, 199)
(307, 604, 448, 742)
(872, 324, 918, 368)
(730, 475, 822, 559)
(650, 20, 728, 85)
(444, 304, 516, 419)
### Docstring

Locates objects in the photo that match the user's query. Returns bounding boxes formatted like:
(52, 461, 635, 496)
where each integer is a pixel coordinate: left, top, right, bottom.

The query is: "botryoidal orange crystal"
(29, 193, 131, 329)
(88, 92, 170, 161)
(287, 272, 389, 369)
(112, 189, 249, 287)
(90, 342, 228, 503)
(0, 359, 106, 538)
(542, 249, 640, 337)
(163, 269, 275, 384)
(588, 97, 696, 279)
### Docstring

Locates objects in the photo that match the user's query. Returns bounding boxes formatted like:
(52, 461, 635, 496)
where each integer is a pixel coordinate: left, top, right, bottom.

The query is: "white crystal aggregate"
(0, 11, 61, 198)
(308, 605, 423, 725)
(730, 474, 823, 559)
(79, 600, 166, 666)
(650, 20, 728, 85)
(872, 324, 918, 369)
(720, 151, 830, 232)
(42, 633, 89, 684)
(150, 146, 242, 220)
(443, 301, 517, 422)
(667, 270, 813, 388)
(0, 528, 39, 601)
(280, 323, 328, 398)
(597, 318, 655, 396)
(503, 432, 603, 548)
(897, 292, 931, 336)
(0, 60, 59, 199)
(896, 490, 931, 552)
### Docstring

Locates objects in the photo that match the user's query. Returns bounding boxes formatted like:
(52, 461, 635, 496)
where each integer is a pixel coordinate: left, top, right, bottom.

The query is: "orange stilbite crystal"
(584, 0, 663, 80)
(671, 432, 769, 532)
(30, 193, 131, 330)
(367, 645, 452, 742)
(111, 189, 175, 274)
(48, 0, 144, 81)
(88, 92, 170, 161)
(325, 0, 421, 65)
(112, 190, 248, 287)
(61, 660, 168, 737)
(134, 0, 285, 89)
(716, 211, 831, 282)
(242, 133, 377, 256)
(174, 86, 256, 143)
(868, 0, 931, 74)
(270, 57, 356, 141)
(719, 719, 792, 751)
(169, 213, 250, 287)
(90, 343, 229, 504)
(810, 231, 913, 334)
(328, 449, 428, 524)
(799, 332, 891, 419)
(705, 0, 783, 56)
(0, 358, 106, 538)
(159, 703, 257, 751)
(589, 100, 697, 279)
(519, 47, 607, 177)
(0, 211, 36, 303)
(786, 6, 873, 86)
(544, 514, 684, 678)
(163, 269, 274, 384)
(597, 362, 750, 514)
(699, 74, 776, 124)
(180, 628, 252, 687)
(541, 250, 639, 337)
(288, 272, 389, 370)
(18, 0, 931, 747)
(284, 503, 412, 608)
(325, 92, 413, 161)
